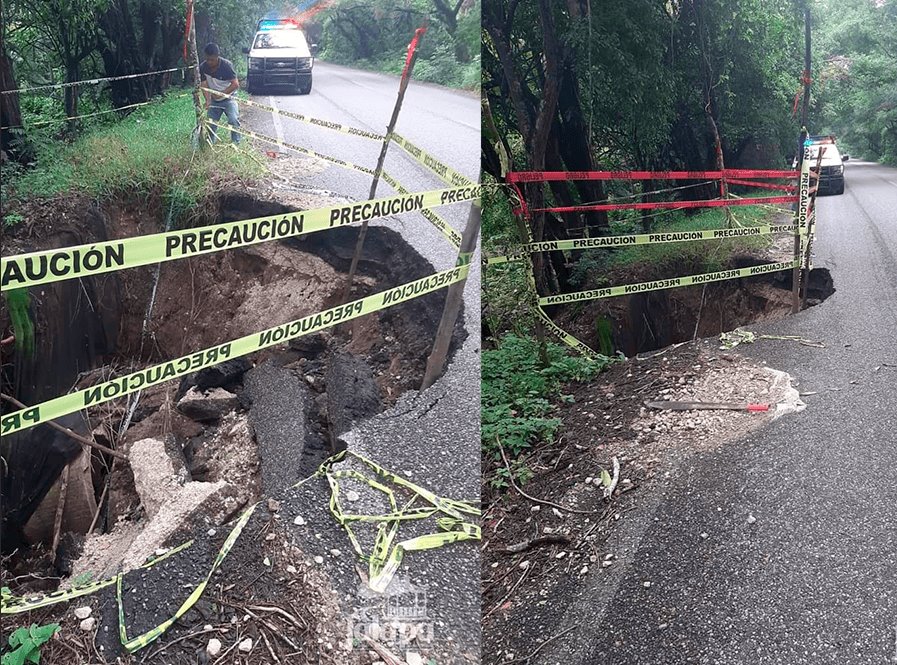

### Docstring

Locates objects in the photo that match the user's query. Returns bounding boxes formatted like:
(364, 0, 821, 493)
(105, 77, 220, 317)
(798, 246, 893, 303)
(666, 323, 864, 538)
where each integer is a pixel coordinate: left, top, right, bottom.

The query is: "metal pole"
(341, 27, 426, 303)
(421, 201, 481, 390)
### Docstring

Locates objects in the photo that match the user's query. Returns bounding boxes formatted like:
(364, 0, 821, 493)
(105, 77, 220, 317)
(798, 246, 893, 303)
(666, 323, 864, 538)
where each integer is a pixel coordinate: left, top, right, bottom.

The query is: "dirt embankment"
(550, 250, 833, 357)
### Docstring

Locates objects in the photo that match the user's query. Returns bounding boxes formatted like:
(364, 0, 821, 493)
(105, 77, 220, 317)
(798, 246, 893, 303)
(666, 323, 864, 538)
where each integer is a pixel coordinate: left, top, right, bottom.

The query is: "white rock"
(74, 606, 92, 620)
(314, 555, 324, 564)
(286, 565, 297, 574)
(643, 581, 652, 588)
(346, 490, 360, 502)
(747, 513, 757, 524)
(329, 549, 341, 556)
(79, 617, 96, 632)
(238, 637, 253, 653)
(207, 638, 222, 656)
(406, 652, 424, 665)
(293, 515, 306, 525)
(203, 624, 213, 632)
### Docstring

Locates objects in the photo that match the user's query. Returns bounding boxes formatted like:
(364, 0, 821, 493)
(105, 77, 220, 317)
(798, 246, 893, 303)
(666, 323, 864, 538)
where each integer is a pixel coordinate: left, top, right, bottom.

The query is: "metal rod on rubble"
(185, 0, 205, 146)
(341, 26, 426, 304)
(421, 199, 481, 390)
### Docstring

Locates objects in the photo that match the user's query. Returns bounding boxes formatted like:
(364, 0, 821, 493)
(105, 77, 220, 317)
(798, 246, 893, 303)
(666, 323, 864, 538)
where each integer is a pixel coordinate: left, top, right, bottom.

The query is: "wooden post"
(421, 200, 481, 390)
(800, 147, 825, 310)
(185, 0, 205, 146)
(791, 147, 809, 313)
(341, 26, 426, 303)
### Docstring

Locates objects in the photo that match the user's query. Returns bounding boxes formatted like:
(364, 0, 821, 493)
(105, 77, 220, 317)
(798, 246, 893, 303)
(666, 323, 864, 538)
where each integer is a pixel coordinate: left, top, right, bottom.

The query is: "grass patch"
(569, 193, 790, 286)
(1, 93, 264, 225)
(482, 333, 612, 487)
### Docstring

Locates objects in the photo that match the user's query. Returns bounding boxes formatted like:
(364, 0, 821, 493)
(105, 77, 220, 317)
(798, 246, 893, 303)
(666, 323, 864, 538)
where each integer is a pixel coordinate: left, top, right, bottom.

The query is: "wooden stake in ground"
(185, 0, 205, 146)
(0, 393, 127, 460)
(800, 147, 825, 310)
(421, 199, 481, 390)
(341, 26, 427, 304)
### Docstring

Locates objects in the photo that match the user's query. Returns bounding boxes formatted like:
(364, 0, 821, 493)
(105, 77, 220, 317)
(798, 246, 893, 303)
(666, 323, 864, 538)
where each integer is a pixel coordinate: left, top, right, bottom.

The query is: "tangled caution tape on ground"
(2, 451, 480, 654)
(317, 450, 481, 593)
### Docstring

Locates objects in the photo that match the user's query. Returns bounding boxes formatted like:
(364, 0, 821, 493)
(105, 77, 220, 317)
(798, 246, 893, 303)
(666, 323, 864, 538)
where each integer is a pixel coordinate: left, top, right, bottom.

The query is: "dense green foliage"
(1, 94, 262, 217)
(317, 0, 480, 89)
(814, 0, 897, 164)
(482, 334, 610, 481)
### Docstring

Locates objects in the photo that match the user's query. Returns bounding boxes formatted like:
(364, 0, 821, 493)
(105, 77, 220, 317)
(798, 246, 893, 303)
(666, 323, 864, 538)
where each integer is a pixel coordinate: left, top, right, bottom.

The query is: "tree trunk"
(64, 62, 80, 130)
(555, 45, 608, 232)
(0, 39, 31, 163)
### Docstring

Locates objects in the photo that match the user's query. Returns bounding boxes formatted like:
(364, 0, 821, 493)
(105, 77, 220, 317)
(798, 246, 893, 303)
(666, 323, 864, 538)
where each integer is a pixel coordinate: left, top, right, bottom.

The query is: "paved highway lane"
(535, 160, 897, 665)
(242, 61, 478, 225)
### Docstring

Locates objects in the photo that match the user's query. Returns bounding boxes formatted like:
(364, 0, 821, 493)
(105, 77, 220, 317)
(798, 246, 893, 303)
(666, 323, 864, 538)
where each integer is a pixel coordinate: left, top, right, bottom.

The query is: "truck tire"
(833, 179, 845, 195)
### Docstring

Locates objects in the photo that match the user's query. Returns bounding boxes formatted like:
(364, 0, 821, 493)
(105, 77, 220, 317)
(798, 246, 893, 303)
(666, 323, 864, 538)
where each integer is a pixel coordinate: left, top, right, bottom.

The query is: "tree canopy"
(813, 0, 897, 163)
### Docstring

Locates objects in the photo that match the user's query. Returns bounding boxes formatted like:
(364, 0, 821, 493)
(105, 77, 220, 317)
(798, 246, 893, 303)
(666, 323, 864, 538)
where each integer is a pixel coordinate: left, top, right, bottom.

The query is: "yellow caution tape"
(484, 254, 526, 266)
(206, 119, 377, 177)
(117, 502, 257, 652)
(0, 540, 194, 615)
(203, 89, 386, 141)
(1, 67, 189, 95)
(389, 133, 476, 189)
(539, 260, 799, 306)
(317, 450, 480, 592)
(380, 170, 462, 248)
(528, 224, 801, 252)
(536, 306, 600, 359)
(1, 264, 470, 436)
(1, 185, 479, 291)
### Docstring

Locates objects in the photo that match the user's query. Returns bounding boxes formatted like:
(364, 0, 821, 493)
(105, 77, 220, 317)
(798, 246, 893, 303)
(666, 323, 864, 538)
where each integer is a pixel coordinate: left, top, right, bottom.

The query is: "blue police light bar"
(257, 18, 301, 31)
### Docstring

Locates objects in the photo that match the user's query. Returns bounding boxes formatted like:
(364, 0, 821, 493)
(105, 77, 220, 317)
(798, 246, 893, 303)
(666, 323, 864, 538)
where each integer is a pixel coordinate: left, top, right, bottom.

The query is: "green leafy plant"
(2, 623, 59, 665)
(2, 213, 24, 228)
(483, 334, 612, 469)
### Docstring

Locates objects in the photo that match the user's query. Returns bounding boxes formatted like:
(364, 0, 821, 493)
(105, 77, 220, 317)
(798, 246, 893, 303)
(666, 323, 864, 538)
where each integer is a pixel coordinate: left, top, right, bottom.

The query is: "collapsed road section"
(1, 182, 480, 663)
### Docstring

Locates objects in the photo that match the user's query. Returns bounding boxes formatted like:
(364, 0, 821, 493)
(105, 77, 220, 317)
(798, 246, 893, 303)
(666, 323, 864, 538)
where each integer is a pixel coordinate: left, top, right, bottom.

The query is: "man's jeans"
(207, 98, 241, 144)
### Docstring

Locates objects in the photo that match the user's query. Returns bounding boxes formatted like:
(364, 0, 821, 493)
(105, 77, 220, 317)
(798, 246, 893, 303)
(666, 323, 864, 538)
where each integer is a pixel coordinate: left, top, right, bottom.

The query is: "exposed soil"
(1, 180, 466, 663)
(481, 340, 805, 663)
(551, 253, 834, 357)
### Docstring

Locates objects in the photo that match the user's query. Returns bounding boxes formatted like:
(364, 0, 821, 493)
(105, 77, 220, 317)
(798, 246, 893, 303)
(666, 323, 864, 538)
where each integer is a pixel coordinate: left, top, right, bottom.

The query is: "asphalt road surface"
(536, 160, 897, 665)
(242, 61, 478, 225)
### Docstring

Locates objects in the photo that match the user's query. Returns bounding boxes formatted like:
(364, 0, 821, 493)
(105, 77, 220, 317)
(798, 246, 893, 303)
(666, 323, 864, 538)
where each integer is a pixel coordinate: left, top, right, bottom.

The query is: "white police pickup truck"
(805, 135, 849, 195)
(243, 18, 316, 95)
